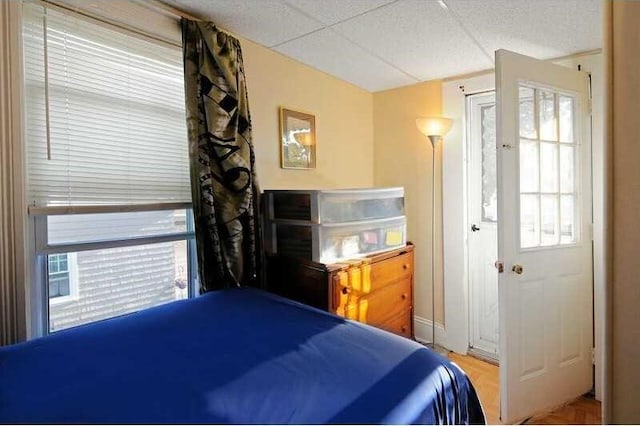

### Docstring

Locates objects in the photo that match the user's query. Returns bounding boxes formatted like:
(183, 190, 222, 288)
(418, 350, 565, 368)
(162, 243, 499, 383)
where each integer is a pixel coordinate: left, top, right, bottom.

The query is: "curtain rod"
(137, 0, 241, 39)
(37, 0, 182, 48)
(38, 0, 253, 47)
(137, 0, 203, 22)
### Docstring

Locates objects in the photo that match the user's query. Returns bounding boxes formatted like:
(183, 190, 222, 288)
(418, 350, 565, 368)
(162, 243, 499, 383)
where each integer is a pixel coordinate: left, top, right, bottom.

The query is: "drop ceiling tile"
(164, 0, 324, 47)
(332, 0, 494, 82)
(445, 0, 602, 60)
(274, 29, 417, 92)
(282, 0, 397, 26)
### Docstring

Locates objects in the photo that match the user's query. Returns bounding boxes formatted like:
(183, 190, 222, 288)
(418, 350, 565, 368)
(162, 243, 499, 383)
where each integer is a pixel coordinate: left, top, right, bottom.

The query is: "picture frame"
(279, 107, 316, 169)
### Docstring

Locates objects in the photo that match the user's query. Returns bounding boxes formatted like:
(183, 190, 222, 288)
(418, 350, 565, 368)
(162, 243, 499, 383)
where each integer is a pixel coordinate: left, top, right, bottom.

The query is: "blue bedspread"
(0, 288, 485, 424)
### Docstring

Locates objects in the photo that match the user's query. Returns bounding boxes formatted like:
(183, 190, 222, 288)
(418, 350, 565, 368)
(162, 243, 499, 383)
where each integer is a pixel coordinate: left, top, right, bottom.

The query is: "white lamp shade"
(416, 117, 453, 137)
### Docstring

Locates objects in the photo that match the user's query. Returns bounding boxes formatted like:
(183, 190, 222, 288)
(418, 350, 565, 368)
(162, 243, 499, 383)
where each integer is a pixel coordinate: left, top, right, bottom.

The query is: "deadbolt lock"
(512, 264, 524, 274)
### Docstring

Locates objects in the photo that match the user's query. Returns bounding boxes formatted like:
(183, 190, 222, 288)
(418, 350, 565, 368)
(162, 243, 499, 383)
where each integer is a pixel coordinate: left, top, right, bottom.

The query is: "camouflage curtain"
(182, 20, 261, 292)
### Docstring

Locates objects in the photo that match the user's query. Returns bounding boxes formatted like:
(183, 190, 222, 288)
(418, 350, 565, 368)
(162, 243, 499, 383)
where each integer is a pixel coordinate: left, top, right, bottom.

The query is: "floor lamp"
(416, 117, 453, 350)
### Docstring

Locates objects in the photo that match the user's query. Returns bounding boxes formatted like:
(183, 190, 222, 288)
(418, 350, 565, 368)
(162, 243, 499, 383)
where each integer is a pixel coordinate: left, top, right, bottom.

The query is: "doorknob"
(471, 224, 480, 232)
(494, 260, 504, 273)
(512, 264, 524, 274)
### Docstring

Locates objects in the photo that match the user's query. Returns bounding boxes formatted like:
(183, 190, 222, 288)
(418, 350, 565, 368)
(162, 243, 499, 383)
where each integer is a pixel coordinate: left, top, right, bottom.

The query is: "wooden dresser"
(266, 244, 414, 339)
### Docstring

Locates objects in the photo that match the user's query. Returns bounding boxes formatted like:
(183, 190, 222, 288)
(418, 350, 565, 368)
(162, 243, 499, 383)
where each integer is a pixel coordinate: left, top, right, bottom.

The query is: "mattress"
(0, 288, 485, 424)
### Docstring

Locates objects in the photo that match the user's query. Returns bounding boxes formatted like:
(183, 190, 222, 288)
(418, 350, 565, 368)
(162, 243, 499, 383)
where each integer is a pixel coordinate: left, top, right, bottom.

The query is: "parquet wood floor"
(447, 352, 601, 425)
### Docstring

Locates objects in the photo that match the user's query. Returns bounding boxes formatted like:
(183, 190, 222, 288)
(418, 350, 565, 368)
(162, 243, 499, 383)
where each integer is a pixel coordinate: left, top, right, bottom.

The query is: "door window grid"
(519, 85, 579, 249)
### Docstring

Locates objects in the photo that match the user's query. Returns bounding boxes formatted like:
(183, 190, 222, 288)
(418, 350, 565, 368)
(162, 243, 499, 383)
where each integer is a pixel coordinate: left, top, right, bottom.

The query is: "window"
(47, 252, 79, 306)
(480, 103, 497, 223)
(23, 4, 196, 334)
(48, 254, 70, 298)
(518, 85, 580, 249)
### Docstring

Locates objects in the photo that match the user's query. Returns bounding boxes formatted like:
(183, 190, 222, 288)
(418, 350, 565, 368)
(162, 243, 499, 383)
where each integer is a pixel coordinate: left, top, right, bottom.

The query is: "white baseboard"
(414, 315, 448, 349)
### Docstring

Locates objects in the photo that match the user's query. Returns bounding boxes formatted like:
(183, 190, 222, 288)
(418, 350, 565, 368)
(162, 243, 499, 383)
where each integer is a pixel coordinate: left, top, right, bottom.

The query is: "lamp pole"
(416, 116, 452, 352)
(428, 135, 439, 351)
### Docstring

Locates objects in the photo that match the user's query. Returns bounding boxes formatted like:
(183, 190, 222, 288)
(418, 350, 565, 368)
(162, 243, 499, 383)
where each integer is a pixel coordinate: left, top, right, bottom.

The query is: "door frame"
(442, 52, 605, 400)
(465, 90, 499, 360)
(442, 72, 494, 357)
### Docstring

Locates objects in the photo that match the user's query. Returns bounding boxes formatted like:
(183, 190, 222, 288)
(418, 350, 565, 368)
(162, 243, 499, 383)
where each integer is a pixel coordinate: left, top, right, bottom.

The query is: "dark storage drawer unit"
(263, 188, 407, 264)
(265, 187, 405, 223)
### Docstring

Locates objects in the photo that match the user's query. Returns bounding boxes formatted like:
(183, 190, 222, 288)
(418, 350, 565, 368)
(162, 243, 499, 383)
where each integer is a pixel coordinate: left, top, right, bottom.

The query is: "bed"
(0, 288, 485, 424)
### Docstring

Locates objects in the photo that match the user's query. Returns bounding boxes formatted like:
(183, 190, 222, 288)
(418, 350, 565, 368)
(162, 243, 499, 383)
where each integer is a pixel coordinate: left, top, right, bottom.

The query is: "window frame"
(31, 204, 198, 335)
(21, 2, 195, 336)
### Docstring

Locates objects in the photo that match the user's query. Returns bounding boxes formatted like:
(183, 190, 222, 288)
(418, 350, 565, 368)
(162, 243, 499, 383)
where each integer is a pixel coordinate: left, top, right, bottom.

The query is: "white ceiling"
(165, 0, 602, 92)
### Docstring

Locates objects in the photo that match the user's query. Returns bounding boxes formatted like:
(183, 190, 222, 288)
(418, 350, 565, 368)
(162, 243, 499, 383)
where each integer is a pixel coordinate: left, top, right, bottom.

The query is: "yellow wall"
(241, 38, 374, 190)
(372, 81, 444, 323)
(231, 35, 446, 327)
(609, 2, 640, 422)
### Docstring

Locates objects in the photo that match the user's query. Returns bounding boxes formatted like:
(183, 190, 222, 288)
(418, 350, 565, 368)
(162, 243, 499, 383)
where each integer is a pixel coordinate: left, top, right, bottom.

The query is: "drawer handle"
(401, 293, 408, 300)
(401, 326, 407, 333)
(341, 287, 350, 295)
(403, 263, 410, 270)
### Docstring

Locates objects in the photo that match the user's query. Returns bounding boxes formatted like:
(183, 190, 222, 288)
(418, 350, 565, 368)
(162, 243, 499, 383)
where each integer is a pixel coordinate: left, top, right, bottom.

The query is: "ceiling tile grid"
(164, 0, 324, 46)
(274, 27, 417, 91)
(166, 0, 603, 92)
(280, 0, 397, 27)
(330, 0, 495, 83)
(445, 0, 603, 61)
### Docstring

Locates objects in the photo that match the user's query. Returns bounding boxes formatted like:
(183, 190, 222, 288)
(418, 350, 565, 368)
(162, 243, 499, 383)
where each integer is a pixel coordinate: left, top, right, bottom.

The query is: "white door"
(467, 92, 499, 361)
(496, 50, 593, 423)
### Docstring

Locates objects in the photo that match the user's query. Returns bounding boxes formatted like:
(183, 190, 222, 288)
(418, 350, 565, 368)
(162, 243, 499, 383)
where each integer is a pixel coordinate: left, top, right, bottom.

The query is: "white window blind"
(23, 3, 190, 208)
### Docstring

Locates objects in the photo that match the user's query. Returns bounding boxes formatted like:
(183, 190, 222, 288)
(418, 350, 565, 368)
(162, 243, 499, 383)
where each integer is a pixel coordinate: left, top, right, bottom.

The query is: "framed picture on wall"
(280, 107, 316, 169)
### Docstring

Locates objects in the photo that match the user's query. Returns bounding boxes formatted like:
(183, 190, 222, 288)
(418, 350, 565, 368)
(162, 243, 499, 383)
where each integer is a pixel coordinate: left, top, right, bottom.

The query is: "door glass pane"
(539, 90, 557, 141)
(540, 143, 558, 192)
(560, 145, 575, 193)
(481, 104, 497, 222)
(559, 95, 575, 143)
(541, 195, 559, 246)
(519, 87, 536, 139)
(520, 140, 539, 193)
(561, 195, 576, 244)
(520, 194, 540, 248)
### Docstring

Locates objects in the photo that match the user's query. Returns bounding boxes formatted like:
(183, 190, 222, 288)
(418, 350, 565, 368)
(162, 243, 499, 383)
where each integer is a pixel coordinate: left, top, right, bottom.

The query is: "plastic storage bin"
(264, 188, 404, 224)
(264, 216, 407, 263)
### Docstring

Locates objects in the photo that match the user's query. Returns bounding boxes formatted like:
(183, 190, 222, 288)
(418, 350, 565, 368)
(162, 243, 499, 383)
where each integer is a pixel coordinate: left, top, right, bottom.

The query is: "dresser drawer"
(378, 309, 413, 339)
(363, 250, 413, 292)
(268, 244, 414, 339)
(340, 277, 412, 326)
